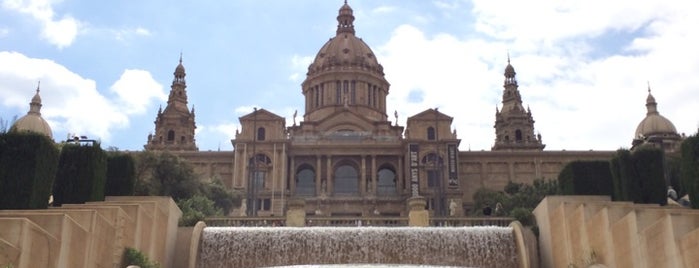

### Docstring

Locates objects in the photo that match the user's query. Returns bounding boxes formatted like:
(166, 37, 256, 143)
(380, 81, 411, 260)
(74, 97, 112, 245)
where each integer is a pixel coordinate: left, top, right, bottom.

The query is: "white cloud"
(212, 123, 239, 139)
(0, 27, 9, 37)
(110, 69, 166, 115)
(2, 0, 83, 48)
(113, 27, 152, 41)
(289, 54, 313, 82)
(375, 0, 699, 151)
(372, 5, 395, 14)
(0, 51, 166, 142)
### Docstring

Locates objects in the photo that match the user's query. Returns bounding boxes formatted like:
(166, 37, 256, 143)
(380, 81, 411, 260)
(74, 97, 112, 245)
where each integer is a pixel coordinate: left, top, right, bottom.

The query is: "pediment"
(315, 109, 377, 133)
(239, 108, 286, 122)
(408, 108, 453, 122)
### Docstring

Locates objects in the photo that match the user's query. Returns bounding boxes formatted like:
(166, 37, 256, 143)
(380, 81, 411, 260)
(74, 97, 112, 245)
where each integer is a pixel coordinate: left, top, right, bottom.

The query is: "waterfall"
(197, 226, 517, 268)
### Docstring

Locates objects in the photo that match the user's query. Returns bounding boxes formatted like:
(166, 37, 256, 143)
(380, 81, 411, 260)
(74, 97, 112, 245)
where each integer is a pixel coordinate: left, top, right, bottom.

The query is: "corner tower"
(492, 57, 544, 151)
(145, 56, 198, 151)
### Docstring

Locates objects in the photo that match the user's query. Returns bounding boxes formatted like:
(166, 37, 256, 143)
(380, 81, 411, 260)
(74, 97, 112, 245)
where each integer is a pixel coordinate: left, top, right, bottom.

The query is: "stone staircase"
(533, 196, 699, 268)
(0, 196, 181, 268)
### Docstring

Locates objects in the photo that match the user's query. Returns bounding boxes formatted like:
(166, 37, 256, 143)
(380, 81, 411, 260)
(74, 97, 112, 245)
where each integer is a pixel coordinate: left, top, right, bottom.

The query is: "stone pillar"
(371, 155, 377, 195)
(316, 156, 322, 195)
(397, 155, 403, 193)
(326, 155, 332, 195)
(289, 156, 296, 195)
(286, 198, 306, 227)
(360, 155, 366, 196)
(407, 196, 429, 227)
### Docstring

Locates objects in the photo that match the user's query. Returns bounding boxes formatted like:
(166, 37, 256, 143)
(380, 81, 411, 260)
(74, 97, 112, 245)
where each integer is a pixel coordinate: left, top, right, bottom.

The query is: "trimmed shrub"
(680, 134, 699, 208)
(122, 247, 159, 268)
(558, 161, 614, 196)
(633, 146, 667, 205)
(0, 132, 59, 209)
(52, 143, 107, 206)
(610, 147, 667, 205)
(105, 153, 136, 196)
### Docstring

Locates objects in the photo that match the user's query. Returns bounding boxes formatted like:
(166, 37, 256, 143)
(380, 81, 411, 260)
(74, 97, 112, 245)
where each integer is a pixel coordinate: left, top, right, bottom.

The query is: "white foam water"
(196, 226, 517, 268)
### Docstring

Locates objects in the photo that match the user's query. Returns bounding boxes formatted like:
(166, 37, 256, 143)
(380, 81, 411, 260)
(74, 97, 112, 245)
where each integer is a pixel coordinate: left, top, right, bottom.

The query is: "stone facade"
(146, 2, 618, 217)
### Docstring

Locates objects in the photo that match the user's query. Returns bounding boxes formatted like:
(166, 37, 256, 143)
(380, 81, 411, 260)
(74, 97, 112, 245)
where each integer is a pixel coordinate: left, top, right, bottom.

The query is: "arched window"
(427, 127, 436, 140)
(515, 129, 523, 142)
(167, 130, 175, 141)
(377, 167, 397, 195)
(334, 164, 359, 195)
(257, 127, 266, 141)
(296, 166, 316, 196)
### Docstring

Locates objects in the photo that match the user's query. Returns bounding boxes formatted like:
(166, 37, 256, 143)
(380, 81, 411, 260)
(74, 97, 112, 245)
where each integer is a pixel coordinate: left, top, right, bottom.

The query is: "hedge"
(558, 160, 613, 196)
(0, 132, 59, 209)
(610, 147, 666, 205)
(680, 134, 699, 208)
(52, 143, 107, 206)
(105, 153, 136, 196)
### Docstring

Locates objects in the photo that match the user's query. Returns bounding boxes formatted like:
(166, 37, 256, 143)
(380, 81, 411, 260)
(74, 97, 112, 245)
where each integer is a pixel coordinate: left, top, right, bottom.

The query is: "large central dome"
(306, 2, 384, 77)
(300, 1, 390, 124)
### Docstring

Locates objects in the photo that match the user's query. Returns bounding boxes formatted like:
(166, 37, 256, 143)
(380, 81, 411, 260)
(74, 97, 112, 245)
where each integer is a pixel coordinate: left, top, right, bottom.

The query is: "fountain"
(196, 226, 518, 268)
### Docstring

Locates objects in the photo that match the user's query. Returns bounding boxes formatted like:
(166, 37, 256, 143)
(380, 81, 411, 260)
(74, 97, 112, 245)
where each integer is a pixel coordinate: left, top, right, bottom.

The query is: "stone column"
(371, 155, 377, 195)
(407, 196, 429, 227)
(289, 156, 296, 195)
(397, 155, 403, 193)
(326, 155, 332, 195)
(316, 156, 322, 195)
(360, 155, 366, 196)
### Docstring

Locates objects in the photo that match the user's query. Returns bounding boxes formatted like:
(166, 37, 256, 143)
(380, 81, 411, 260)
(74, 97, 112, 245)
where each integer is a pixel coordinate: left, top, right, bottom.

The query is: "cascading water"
(196, 226, 518, 268)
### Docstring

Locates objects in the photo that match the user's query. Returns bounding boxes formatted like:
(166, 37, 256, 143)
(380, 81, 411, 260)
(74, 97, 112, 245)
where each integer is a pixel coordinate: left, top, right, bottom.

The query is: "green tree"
(200, 178, 242, 215)
(472, 178, 559, 226)
(134, 151, 200, 201)
(178, 195, 222, 226)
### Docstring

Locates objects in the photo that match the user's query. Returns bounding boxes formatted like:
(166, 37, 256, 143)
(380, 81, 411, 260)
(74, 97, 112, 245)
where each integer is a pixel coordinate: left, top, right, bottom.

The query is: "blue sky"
(1, 0, 698, 151)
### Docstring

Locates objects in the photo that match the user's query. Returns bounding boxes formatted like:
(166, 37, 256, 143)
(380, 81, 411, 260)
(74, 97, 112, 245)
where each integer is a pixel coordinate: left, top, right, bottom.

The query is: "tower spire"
(646, 82, 658, 115)
(336, 0, 355, 35)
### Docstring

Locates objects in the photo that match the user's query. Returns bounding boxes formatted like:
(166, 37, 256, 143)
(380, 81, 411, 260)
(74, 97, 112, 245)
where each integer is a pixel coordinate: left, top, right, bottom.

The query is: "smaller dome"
(174, 54, 186, 76)
(12, 114, 53, 139)
(635, 114, 677, 138)
(504, 57, 516, 77)
(175, 62, 185, 76)
(634, 89, 678, 139)
(11, 88, 52, 139)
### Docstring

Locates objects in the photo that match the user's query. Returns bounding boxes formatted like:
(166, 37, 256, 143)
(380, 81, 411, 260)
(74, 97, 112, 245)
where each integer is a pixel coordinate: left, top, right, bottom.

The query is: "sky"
(1, 0, 698, 152)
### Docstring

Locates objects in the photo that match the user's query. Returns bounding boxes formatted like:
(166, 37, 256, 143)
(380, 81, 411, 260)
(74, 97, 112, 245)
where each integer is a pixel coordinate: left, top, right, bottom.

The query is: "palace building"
(144, 2, 681, 217)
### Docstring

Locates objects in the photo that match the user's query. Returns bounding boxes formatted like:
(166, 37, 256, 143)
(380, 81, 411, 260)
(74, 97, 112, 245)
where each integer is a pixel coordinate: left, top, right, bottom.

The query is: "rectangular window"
(427, 170, 439, 188)
(367, 83, 372, 106)
(253, 171, 265, 190)
(336, 81, 342, 104)
(351, 80, 356, 104)
(315, 86, 319, 107)
(257, 199, 271, 211)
